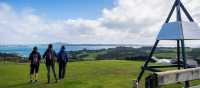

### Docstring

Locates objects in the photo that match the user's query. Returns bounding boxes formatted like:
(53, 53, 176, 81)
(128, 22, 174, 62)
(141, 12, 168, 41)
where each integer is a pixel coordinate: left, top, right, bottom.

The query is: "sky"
(2, 0, 114, 20)
(0, 0, 200, 46)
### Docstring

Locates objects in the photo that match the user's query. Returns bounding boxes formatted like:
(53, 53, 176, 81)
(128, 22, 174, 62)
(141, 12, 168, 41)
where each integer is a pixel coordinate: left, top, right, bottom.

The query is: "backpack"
(46, 50, 56, 63)
(47, 51, 52, 60)
(32, 53, 39, 64)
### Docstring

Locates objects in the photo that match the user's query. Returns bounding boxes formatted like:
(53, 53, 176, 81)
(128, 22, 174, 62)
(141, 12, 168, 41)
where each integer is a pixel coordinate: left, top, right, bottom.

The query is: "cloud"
(0, 0, 200, 46)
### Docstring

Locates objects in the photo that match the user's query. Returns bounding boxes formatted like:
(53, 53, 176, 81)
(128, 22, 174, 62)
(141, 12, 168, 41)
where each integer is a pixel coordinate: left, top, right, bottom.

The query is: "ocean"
(0, 44, 141, 57)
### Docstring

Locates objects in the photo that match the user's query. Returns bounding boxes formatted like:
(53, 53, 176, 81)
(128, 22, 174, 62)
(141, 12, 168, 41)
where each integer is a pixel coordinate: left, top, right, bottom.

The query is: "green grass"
(0, 60, 199, 88)
(82, 51, 107, 60)
(82, 52, 97, 60)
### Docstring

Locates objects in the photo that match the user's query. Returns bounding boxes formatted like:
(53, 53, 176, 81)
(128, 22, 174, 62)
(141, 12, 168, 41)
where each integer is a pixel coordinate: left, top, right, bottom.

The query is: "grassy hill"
(0, 60, 199, 88)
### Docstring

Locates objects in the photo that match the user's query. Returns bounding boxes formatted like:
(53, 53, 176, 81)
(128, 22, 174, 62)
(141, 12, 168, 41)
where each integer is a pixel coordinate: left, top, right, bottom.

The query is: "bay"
(0, 44, 141, 57)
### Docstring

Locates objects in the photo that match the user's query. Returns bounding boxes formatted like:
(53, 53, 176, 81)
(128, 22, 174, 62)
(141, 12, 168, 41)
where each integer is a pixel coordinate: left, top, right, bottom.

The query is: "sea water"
(0, 45, 117, 57)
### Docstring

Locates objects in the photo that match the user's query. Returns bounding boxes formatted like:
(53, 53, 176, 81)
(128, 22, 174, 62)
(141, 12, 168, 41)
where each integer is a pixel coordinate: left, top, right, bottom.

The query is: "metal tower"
(136, 0, 200, 88)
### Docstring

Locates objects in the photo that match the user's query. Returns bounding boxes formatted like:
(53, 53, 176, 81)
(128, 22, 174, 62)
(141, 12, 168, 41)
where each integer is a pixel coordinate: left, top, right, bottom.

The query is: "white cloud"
(0, 0, 200, 46)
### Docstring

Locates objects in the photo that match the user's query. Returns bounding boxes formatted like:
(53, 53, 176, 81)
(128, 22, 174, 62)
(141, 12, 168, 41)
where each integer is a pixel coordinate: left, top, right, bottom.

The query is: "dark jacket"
(57, 50, 68, 63)
(43, 49, 57, 65)
(29, 51, 41, 65)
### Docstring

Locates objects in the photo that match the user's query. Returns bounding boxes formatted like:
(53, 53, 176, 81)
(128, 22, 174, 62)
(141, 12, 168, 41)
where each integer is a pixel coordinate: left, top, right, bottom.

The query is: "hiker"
(57, 45, 69, 80)
(29, 46, 41, 83)
(43, 44, 58, 83)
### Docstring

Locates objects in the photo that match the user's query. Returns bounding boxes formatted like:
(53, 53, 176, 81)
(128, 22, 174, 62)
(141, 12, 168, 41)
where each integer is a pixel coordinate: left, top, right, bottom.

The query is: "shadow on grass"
(5, 81, 53, 88)
(5, 80, 83, 88)
(5, 82, 30, 88)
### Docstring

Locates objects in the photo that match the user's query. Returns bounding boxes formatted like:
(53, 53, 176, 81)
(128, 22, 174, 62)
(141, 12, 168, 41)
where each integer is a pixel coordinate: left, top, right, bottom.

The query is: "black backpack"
(32, 53, 39, 64)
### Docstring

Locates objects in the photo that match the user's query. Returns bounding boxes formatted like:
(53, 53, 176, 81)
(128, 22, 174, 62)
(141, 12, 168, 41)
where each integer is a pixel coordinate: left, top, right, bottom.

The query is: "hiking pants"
(46, 63, 57, 82)
(59, 62, 67, 79)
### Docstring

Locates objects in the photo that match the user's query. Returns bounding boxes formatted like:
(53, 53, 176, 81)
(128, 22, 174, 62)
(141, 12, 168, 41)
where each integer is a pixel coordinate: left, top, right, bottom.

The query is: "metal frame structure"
(136, 0, 198, 88)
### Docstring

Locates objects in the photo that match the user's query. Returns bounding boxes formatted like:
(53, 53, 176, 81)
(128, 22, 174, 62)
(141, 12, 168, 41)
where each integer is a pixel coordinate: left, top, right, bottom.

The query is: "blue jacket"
(57, 50, 68, 63)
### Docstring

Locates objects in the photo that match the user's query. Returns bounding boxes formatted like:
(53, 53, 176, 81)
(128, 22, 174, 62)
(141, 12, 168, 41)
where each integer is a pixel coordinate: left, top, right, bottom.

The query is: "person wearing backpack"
(29, 46, 41, 83)
(57, 45, 69, 80)
(43, 44, 58, 83)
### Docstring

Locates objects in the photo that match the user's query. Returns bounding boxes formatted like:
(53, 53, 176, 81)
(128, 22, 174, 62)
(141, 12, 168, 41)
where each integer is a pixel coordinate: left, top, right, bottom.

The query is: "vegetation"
(96, 47, 147, 60)
(1, 46, 200, 63)
(0, 52, 23, 63)
(1, 45, 200, 88)
(68, 47, 199, 62)
(1, 60, 200, 88)
(0, 60, 144, 88)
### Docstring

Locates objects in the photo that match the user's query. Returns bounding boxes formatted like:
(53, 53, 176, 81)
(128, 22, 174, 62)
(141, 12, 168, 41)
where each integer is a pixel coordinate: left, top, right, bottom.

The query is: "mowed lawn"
(0, 60, 199, 88)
